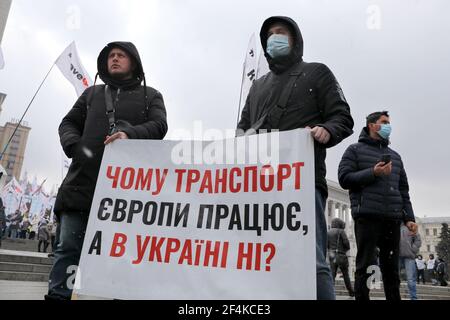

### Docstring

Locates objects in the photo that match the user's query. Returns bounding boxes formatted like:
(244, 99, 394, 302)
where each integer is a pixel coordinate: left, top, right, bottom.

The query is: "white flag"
(0, 46, 5, 70)
(239, 33, 257, 111)
(256, 44, 270, 79)
(56, 41, 92, 97)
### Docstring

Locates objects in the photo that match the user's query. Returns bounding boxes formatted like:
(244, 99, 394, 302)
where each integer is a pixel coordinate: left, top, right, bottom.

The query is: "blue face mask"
(266, 34, 291, 58)
(377, 124, 392, 140)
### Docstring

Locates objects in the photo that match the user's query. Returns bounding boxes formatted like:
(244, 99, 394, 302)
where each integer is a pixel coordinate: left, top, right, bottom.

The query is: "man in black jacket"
(327, 218, 354, 297)
(338, 111, 417, 301)
(237, 16, 354, 300)
(46, 42, 168, 300)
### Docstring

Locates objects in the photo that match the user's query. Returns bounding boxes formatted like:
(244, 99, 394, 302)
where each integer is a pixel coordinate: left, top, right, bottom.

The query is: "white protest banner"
(74, 129, 316, 300)
(56, 41, 92, 97)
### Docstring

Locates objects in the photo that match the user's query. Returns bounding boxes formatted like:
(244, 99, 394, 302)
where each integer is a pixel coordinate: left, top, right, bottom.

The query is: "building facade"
(416, 216, 450, 258)
(0, 119, 31, 183)
(326, 180, 356, 278)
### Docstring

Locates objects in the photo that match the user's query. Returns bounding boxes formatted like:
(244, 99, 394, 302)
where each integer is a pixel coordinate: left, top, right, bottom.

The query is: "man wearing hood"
(237, 16, 354, 300)
(47, 42, 168, 300)
(338, 111, 417, 301)
(327, 218, 354, 297)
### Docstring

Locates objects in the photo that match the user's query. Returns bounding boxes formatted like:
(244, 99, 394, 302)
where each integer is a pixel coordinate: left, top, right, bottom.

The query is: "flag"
(238, 33, 257, 112)
(63, 159, 70, 170)
(56, 41, 92, 97)
(32, 178, 47, 196)
(2, 177, 23, 195)
(256, 44, 270, 79)
(30, 176, 38, 194)
(0, 46, 4, 70)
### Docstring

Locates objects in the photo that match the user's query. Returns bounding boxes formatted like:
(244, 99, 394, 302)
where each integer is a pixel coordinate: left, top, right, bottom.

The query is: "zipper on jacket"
(380, 143, 389, 217)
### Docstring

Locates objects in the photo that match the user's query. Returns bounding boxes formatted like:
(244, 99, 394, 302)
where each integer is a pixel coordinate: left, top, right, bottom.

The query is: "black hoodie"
(55, 41, 168, 215)
(327, 218, 350, 256)
(97, 41, 145, 89)
(238, 16, 354, 197)
(338, 128, 415, 222)
(260, 16, 304, 75)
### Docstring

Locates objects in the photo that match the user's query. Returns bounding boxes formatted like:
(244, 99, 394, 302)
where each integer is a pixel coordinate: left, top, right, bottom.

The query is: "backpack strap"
(105, 85, 121, 135)
(249, 61, 307, 132)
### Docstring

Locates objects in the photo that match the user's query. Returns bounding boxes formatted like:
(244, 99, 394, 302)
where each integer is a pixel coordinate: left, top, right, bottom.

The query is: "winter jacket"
(436, 260, 447, 276)
(327, 218, 351, 256)
(399, 224, 422, 259)
(38, 223, 50, 241)
(237, 16, 354, 197)
(338, 128, 415, 222)
(416, 258, 426, 270)
(0, 208, 6, 228)
(54, 42, 168, 215)
(427, 259, 436, 270)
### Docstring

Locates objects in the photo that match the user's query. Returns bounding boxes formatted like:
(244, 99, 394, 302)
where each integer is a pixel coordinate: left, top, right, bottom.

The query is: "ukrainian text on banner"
(74, 128, 316, 299)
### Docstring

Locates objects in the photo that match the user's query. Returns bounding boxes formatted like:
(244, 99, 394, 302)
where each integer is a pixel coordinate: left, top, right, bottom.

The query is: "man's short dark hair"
(366, 111, 389, 127)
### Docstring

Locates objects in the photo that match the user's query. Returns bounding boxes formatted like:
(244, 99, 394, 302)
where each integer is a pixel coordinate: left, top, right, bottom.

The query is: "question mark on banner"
(263, 243, 276, 272)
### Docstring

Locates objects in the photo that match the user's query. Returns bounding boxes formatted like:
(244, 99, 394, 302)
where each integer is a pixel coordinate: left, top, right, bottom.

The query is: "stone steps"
(0, 239, 44, 253)
(0, 250, 52, 282)
(0, 252, 53, 265)
(0, 270, 49, 282)
(334, 280, 450, 300)
(0, 261, 52, 274)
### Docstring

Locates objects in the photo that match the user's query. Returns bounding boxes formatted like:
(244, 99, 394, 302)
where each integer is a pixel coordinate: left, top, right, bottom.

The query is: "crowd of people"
(0, 199, 57, 255)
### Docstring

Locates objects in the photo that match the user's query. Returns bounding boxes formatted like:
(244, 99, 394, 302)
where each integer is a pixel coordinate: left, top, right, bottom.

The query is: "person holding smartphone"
(338, 110, 418, 301)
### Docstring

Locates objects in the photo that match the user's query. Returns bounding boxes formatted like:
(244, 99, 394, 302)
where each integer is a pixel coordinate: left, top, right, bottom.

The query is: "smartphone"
(381, 154, 391, 164)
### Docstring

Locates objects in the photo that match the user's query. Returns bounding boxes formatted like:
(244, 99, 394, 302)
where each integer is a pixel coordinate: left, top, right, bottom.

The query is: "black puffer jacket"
(338, 128, 415, 222)
(327, 218, 350, 256)
(237, 16, 354, 197)
(54, 42, 168, 215)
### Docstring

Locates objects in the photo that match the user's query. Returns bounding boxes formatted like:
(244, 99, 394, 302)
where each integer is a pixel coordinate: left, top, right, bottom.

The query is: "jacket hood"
(331, 218, 346, 229)
(260, 16, 303, 74)
(97, 41, 145, 89)
(358, 127, 390, 147)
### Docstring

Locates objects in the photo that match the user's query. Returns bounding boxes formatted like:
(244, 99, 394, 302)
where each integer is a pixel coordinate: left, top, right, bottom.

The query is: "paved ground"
(0, 280, 47, 300)
(0, 279, 358, 300)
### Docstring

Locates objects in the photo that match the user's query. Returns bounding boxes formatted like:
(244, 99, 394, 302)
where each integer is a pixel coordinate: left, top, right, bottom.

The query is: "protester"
(0, 203, 6, 248)
(399, 223, 422, 300)
(435, 257, 448, 286)
(338, 111, 418, 301)
(29, 214, 39, 240)
(416, 255, 426, 284)
(327, 218, 355, 297)
(8, 210, 21, 239)
(237, 16, 354, 300)
(46, 41, 168, 300)
(20, 213, 30, 239)
(38, 219, 50, 253)
(427, 254, 437, 285)
(48, 220, 57, 258)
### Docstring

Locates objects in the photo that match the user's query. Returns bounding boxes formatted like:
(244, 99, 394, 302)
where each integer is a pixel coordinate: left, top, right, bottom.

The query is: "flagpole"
(0, 62, 56, 161)
(236, 61, 246, 128)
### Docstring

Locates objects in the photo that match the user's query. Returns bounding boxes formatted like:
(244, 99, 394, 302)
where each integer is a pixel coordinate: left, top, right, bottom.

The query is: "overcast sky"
(0, 0, 449, 218)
